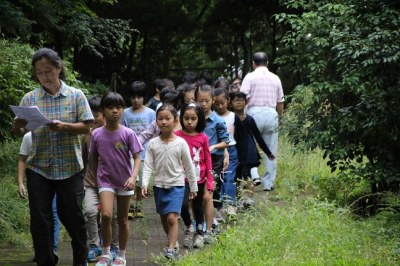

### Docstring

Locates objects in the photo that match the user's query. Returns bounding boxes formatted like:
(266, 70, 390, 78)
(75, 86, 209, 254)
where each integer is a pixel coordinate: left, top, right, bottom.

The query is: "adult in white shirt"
(240, 52, 284, 191)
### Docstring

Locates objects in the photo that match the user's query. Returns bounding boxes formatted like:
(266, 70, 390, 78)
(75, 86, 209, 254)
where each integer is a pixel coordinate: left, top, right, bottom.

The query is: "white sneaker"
(192, 234, 204, 249)
(203, 231, 216, 244)
(183, 228, 193, 248)
(111, 256, 126, 266)
(95, 254, 113, 266)
(215, 209, 225, 222)
(174, 241, 180, 253)
(227, 205, 237, 216)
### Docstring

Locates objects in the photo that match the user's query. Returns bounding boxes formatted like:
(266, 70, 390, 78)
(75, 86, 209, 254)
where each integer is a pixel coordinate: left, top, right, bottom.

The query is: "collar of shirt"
(38, 80, 69, 98)
(206, 111, 218, 121)
(254, 66, 269, 73)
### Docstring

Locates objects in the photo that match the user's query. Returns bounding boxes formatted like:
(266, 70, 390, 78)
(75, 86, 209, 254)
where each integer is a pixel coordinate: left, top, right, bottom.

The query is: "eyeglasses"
(232, 98, 245, 103)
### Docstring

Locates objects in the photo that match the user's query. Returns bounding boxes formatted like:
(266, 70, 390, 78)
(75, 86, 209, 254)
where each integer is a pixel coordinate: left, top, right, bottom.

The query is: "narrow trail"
(0, 197, 183, 266)
(0, 186, 273, 265)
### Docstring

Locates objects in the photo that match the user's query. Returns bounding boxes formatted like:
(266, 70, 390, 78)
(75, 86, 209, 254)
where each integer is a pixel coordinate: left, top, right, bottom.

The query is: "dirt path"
(0, 186, 273, 265)
(0, 197, 184, 266)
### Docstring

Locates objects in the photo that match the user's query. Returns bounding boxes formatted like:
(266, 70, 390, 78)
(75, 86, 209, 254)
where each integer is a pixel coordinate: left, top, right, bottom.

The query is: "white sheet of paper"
(10, 105, 53, 131)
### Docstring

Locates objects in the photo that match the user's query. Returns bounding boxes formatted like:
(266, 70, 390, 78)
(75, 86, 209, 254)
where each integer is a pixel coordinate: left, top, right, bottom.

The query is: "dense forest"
(1, 0, 399, 192)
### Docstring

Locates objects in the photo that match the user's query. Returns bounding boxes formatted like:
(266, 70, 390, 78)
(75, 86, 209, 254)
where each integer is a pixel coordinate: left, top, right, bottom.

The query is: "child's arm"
(125, 152, 140, 191)
(89, 134, 99, 187)
(81, 135, 88, 174)
(233, 114, 245, 164)
(91, 153, 99, 188)
(17, 155, 28, 198)
(141, 142, 155, 199)
(223, 148, 229, 171)
(209, 120, 230, 152)
(138, 120, 159, 146)
(181, 141, 198, 198)
(203, 136, 214, 191)
(249, 116, 275, 160)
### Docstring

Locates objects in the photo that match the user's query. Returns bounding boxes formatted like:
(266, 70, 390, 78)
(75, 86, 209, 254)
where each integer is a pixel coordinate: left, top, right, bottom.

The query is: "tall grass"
(173, 136, 400, 265)
(0, 139, 31, 246)
(176, 198, 399, 265)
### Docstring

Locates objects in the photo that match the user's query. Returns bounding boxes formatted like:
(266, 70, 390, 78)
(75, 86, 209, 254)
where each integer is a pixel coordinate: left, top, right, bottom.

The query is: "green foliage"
(0, 177, 30, 246)
(276, 0, 400, 189)
(0, 139, 20, 178)
(176, 198, 400, 265)
(0, 1, 32, 40)
(0, 139, 30, 245)
(0, 39, 36, 141)
(0, 39, 108, 141)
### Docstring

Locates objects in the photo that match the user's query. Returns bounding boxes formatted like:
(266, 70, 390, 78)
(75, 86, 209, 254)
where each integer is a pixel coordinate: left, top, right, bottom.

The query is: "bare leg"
(160, 215, 169, 236)
(99, 191, 115, 250)
(203, 188, 214, 231)
(116, 195, 130, 251)
(166, 213, 179, 249)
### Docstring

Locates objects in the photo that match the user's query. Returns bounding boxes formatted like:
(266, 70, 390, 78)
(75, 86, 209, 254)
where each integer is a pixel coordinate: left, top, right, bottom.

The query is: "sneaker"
(95, 254, 112, 266)
(263, 186, 274, 191)
(110, 245, 119, 261)
(227, 205, 237, 217)
(253, 177, 262, 186)
(212, 219, 220, 234)
(134, 209, 144, 218)
(128, 203, 136, 220)
(203, 231, 216, 245)
(111, 256, 126, 266)
(134, 203, 144, 218)
(215, 209, 225, 222)
(183, 227, 193, 248)
(87, 245, 102, 262)
(192, 234, 204, 249)
(165, 248, 177, 260)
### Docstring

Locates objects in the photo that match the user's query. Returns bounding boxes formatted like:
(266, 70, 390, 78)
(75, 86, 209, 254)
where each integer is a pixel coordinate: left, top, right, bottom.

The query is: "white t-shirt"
(220, 112, 236, 146)
(20, 132, 32, 156)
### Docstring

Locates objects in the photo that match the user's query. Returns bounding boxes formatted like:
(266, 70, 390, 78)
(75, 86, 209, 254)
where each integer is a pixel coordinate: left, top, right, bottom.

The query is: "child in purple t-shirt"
(90, 92, 143, 266)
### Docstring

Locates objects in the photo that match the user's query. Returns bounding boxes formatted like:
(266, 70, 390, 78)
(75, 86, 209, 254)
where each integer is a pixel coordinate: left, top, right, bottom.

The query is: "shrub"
(0, 39, 108, 142)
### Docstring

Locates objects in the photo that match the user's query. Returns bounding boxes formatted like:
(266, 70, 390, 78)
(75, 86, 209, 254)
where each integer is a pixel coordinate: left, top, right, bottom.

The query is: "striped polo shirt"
(20, 81, 94, 180)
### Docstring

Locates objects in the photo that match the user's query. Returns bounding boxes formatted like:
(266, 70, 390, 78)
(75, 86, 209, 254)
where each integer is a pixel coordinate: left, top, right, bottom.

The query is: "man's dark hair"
(154, 78, 175, 91)
(88, 96, 102, 113)
(199, 70, 213, 85)
(253, 52, 268, 66)
(182, 71, 198, 84)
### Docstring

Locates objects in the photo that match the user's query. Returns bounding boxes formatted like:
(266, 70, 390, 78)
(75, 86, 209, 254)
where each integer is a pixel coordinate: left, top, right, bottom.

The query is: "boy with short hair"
(121, 81, 156, 218)
(82, 96, 120, 262)
(147, 78, 175, 111)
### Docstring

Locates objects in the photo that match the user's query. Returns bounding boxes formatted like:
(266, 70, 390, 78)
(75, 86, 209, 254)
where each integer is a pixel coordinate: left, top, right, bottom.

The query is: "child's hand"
(209, 145, 215, 152)
(13, 118, 28, 130)
(124, 176, 136, 190)
(18, 183, 27, 199)
(141, 186, 148, 199)
(223, 156, 229, 171)
(189, 192, 197, 200)
(268, 154, 276, 161)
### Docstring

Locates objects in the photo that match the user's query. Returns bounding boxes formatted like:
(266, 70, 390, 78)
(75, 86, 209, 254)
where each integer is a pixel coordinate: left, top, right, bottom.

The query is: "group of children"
(17, 74, 275, 265)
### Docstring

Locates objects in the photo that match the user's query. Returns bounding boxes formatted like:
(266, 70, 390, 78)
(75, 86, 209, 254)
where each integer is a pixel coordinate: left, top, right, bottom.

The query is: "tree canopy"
(277, 0, 400, 190)
(1, 0, 399, 192)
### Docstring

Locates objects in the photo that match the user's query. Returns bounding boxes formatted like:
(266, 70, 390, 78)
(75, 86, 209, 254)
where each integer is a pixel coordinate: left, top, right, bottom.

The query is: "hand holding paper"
(10, 105, 53, 131)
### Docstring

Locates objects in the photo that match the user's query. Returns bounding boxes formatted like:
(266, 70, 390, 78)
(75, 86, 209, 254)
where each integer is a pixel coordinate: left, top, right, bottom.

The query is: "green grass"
(171, 136, 400, 265)
(175, 199, 399, 265)
(0, 176, 31, 247)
